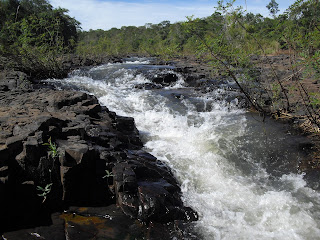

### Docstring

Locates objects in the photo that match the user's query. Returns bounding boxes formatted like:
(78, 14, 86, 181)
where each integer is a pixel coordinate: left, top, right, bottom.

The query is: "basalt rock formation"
(0, 88, 198, 239)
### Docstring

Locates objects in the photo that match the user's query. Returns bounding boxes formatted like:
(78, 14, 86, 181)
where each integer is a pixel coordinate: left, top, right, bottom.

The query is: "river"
(45, 58, 320, 239)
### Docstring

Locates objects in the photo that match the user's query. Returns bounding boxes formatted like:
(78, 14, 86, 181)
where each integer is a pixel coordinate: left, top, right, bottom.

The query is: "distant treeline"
(76, 0, 320, 61)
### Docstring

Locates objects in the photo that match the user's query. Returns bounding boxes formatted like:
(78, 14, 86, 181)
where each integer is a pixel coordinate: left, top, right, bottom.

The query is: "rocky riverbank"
(0, 71, 198, 238)
(1, 54, 319, 238)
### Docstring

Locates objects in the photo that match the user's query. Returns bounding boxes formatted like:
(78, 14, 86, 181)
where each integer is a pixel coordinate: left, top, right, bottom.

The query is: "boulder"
(151, 73, 178, 86)
(0, 70, 31, 91)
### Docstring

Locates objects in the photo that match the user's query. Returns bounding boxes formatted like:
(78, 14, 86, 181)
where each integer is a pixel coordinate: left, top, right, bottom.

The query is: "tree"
(266, 0, 279, 18)
(0, 0, 80, 78)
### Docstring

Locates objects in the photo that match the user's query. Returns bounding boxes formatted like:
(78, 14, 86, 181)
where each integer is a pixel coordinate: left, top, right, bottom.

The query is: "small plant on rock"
(102, 169, 114, 179)
(37, 183, 53, 203)
(103, 168, 115, 196)
(37, 137, 59, 203)
(43, 137, 59, 158)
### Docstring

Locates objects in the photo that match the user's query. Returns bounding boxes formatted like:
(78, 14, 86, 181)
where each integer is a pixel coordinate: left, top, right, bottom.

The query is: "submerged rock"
(0, 88, 198, 236)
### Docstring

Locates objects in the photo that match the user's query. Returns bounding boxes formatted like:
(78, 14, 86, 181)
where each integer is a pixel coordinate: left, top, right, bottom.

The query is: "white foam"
(124, 60, 150, 64)
(45, 60, 320, 240)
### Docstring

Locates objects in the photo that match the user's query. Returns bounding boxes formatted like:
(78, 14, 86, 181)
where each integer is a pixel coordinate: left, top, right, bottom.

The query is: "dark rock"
(298, 140, 315, 151)
(134, 82, 162, 90)
(151, 73, 178, 86)
(2, 212, 66, 240)
(0, 88, 198, 236)
(115, 116, 137, 133)
(5, 205, 198, 240)
(111, 152, 198, 224)
(0, 71, 31, 91)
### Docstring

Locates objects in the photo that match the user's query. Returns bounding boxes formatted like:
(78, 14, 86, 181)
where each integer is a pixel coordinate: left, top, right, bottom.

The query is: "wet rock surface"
(150, 72, 178, 86)
(3, 205, 199, 240)
(0, 88, 198, 238)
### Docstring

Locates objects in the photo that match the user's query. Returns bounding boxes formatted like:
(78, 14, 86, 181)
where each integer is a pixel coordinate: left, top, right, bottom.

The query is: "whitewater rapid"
(46, 59, 320, 239)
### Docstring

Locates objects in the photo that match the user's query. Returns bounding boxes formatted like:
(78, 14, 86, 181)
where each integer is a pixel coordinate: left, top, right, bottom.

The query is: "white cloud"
(50, 0, 216, 30)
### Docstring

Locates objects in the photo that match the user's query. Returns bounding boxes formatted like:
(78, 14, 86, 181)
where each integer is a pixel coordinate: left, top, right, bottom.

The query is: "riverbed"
(46, 58, 320, 239)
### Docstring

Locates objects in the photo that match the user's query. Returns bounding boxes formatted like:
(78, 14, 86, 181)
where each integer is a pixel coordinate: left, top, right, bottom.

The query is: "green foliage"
(74, 3, 283, 58)
(266, 0, 279, 18)
(310, 92, 320, 108)
(43, 137, 59, 158)
(0, 0, 80, 78)
(36, 136, 58, 203)
(102, 169, 114, 189)
(37, 183, 52, 203)
(271, 82, 281, 100)
(102, 170, 114, 179)
(74, 0, 316, 63)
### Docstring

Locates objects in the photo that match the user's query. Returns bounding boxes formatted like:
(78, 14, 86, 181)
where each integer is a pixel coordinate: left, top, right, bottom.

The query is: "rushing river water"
(46, 58, 320, 239)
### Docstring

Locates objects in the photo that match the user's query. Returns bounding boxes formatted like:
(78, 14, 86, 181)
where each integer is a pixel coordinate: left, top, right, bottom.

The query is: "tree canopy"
(0, 0, 80, 77)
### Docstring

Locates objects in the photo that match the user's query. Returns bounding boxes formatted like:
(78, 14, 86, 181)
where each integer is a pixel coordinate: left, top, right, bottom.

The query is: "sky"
(49, 0, 293, 31)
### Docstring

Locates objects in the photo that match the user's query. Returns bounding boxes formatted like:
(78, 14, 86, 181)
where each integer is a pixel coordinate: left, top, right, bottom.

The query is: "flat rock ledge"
(0, 89, 198, 239)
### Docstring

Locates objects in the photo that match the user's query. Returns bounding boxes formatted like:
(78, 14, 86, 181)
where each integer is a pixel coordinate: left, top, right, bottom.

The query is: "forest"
(75, 0, 319, 59)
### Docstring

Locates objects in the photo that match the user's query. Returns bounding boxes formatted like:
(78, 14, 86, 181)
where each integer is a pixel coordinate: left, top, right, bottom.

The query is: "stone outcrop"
(0, 70, 31, 91)
(0, 88, 198, 237)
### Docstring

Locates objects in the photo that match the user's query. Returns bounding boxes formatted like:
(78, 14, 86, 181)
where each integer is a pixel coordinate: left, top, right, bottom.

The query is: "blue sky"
(50, 0, 294, 31)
